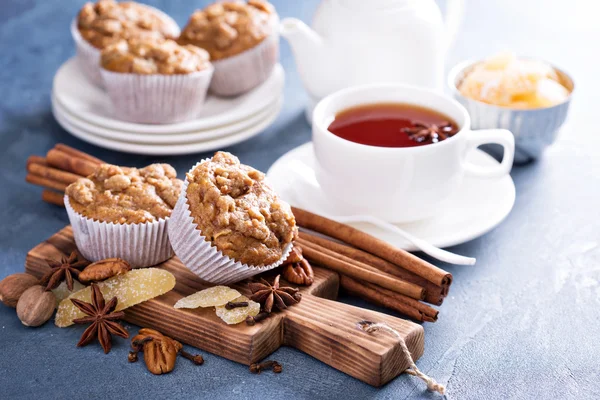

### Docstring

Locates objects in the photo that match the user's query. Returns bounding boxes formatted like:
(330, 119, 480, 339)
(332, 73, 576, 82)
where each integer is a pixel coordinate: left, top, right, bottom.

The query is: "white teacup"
(312, 84, 515, 223)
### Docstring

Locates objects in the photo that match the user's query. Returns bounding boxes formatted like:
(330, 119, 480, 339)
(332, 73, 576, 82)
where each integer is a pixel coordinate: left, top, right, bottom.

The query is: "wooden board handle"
(283, 294, 424, 387)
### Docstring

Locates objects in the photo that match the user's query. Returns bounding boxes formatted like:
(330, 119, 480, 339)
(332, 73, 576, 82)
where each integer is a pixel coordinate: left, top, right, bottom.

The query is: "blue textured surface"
(1, 1, 599, 399)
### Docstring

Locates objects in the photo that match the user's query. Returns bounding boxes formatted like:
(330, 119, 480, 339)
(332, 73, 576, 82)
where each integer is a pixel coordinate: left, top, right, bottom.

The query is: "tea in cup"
(312, 84, 515, 223)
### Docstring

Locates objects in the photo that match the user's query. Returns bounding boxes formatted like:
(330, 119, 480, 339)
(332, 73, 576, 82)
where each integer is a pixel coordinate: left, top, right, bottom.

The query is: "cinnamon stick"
(46, 148, 99, 177)
(42, 190, 65, 206)
(26, 155, 47, 167)
(297, 238, 425, 300)
(292, 207, 452, 287)
(27, 163, 81, 185)
(299, 232, 448, 305)
(340, 276, 438, 323)
(361, 280, 438, 322)
(26, 174, 68, 192)
(54, 144, 104, 165)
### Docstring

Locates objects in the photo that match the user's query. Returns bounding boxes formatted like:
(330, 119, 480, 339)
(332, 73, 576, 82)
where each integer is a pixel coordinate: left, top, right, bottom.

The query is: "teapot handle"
(443, 0, 465, 50)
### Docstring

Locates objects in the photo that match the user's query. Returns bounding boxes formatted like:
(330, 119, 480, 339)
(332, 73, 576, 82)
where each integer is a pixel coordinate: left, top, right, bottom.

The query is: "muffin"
(65, 163, 183, 267)
(168, 152, 297, 284)
(72, 0, 180, 86)
(178, 0, 279, 96)
(100, 38, 214, 124)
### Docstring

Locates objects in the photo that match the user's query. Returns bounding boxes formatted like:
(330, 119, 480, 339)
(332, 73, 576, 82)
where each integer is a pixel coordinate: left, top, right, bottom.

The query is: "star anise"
(401, 121, 458, 143)
(71, 284, 129, 354)
(39, 251, 88, 291)
(248, 275, 301, 313)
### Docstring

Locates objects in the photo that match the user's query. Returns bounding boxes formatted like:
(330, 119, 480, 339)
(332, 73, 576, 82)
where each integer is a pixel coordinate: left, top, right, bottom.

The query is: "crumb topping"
(178, 0, 275, 61)
(77, 0, 178, 49)
(186, 151, 297, 266)
(101, 38, 211, 74)
(66, 163, 183, 224)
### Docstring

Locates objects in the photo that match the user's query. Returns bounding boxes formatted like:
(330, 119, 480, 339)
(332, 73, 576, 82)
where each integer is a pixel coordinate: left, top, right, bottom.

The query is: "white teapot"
(280, 0, 464, 121)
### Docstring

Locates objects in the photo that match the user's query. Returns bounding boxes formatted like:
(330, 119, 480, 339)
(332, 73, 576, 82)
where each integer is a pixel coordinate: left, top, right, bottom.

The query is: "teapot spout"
(280, 18, 324, 55)
(280, 18, 327, 98)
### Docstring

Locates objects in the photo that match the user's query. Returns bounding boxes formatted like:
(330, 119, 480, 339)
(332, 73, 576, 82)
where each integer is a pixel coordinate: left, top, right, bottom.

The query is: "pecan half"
(78, 258, 131, 283)
(283, 246, 303, 265)
(132, 328, 182, 375)
(282, 259, 314, 286)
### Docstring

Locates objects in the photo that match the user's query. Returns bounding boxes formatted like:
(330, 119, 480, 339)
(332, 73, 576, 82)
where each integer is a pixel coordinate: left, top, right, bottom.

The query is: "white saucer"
(266, 143, 516, 251)
(53, 58, 285, 133)
(52, 93, 282, 145)
(52, 97, 283, 155)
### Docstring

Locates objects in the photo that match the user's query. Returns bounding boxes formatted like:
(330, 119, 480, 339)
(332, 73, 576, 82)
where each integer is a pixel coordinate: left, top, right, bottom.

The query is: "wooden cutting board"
(25, 226, 424, 387)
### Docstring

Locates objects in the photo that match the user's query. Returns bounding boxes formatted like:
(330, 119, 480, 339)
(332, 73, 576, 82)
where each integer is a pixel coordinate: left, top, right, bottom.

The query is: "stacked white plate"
(51, 58, 285, 155)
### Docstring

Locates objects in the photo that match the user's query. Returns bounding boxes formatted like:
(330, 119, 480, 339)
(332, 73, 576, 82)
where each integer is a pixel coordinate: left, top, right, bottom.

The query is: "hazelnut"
(16, 285, 56, 327)
(78, 258, 131, 283)
(0, 273, 39, 308)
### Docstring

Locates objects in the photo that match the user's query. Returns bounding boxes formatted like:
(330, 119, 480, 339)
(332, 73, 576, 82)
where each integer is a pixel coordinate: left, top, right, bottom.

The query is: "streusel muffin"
(71, 0, 179, 85)
(65, 163, 183, 267)
(168, 152, 296, 284)
(178, 0, 279, 96)
(100, 38, 214, 124)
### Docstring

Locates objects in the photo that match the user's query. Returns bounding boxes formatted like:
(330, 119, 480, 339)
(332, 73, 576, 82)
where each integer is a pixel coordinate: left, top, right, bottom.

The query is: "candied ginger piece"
(174, 286, 241, 309)
(52, 280, 86, 307)
(216, 296, 260, 325)
(55, 268, 175, 327)
(482, 52, 517, 70)
(536, 78, 569, 105)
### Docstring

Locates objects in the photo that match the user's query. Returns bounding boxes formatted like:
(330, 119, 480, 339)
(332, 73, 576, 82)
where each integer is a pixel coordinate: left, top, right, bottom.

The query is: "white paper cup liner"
(65, 196, 173, 268)
(210, 15, 280, 97)
(100, 65, 213, 124)
(70, 6, 180, 88)
(71, 19, 103, 87)
(168, 160, 293, 284)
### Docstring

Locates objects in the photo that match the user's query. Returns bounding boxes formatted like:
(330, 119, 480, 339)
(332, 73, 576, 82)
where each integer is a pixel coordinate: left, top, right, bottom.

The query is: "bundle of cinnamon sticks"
(26, 144, 104, 206)
(293, 207, 452, 322)
(25, 144, 452, 322)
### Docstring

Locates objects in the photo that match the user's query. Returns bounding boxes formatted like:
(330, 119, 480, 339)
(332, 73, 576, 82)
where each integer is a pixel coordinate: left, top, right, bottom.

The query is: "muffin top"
(186, 151, 297, 266)
(178, 0, 275, 61)
(101, 39, 211, 74)
(77, 0, 178, 49)
(66, 163, 183, 224)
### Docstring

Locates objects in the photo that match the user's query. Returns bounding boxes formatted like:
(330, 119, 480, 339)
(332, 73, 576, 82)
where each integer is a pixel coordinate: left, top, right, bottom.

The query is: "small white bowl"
(448, 59, 574, 163)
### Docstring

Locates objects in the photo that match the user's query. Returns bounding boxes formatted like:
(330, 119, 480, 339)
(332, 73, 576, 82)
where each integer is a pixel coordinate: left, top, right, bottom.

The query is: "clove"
(246, 311, 269, 326)
(249, 360, 282, 374)
(180, 349, 204, 365)
(128, 351, 138, 363)
(225, 301, 249, 310)
(128, 336, 152, 363)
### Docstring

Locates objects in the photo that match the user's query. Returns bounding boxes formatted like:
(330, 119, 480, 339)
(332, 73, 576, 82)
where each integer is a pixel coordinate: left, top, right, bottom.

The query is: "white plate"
(52, 93, 281, 144)
(52, 97, 283, 155)
(53, 58, 285, 133)
(266, 142, 516, 251)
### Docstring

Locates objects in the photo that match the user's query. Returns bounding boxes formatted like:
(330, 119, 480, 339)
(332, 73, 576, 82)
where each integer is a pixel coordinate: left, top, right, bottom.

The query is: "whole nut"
(16, 285, 56, 327)
(0, 273, 39, 308)
(282, 259, 314, 286)
(132, 328, 182, 375)
(78, 258, 131, 283)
